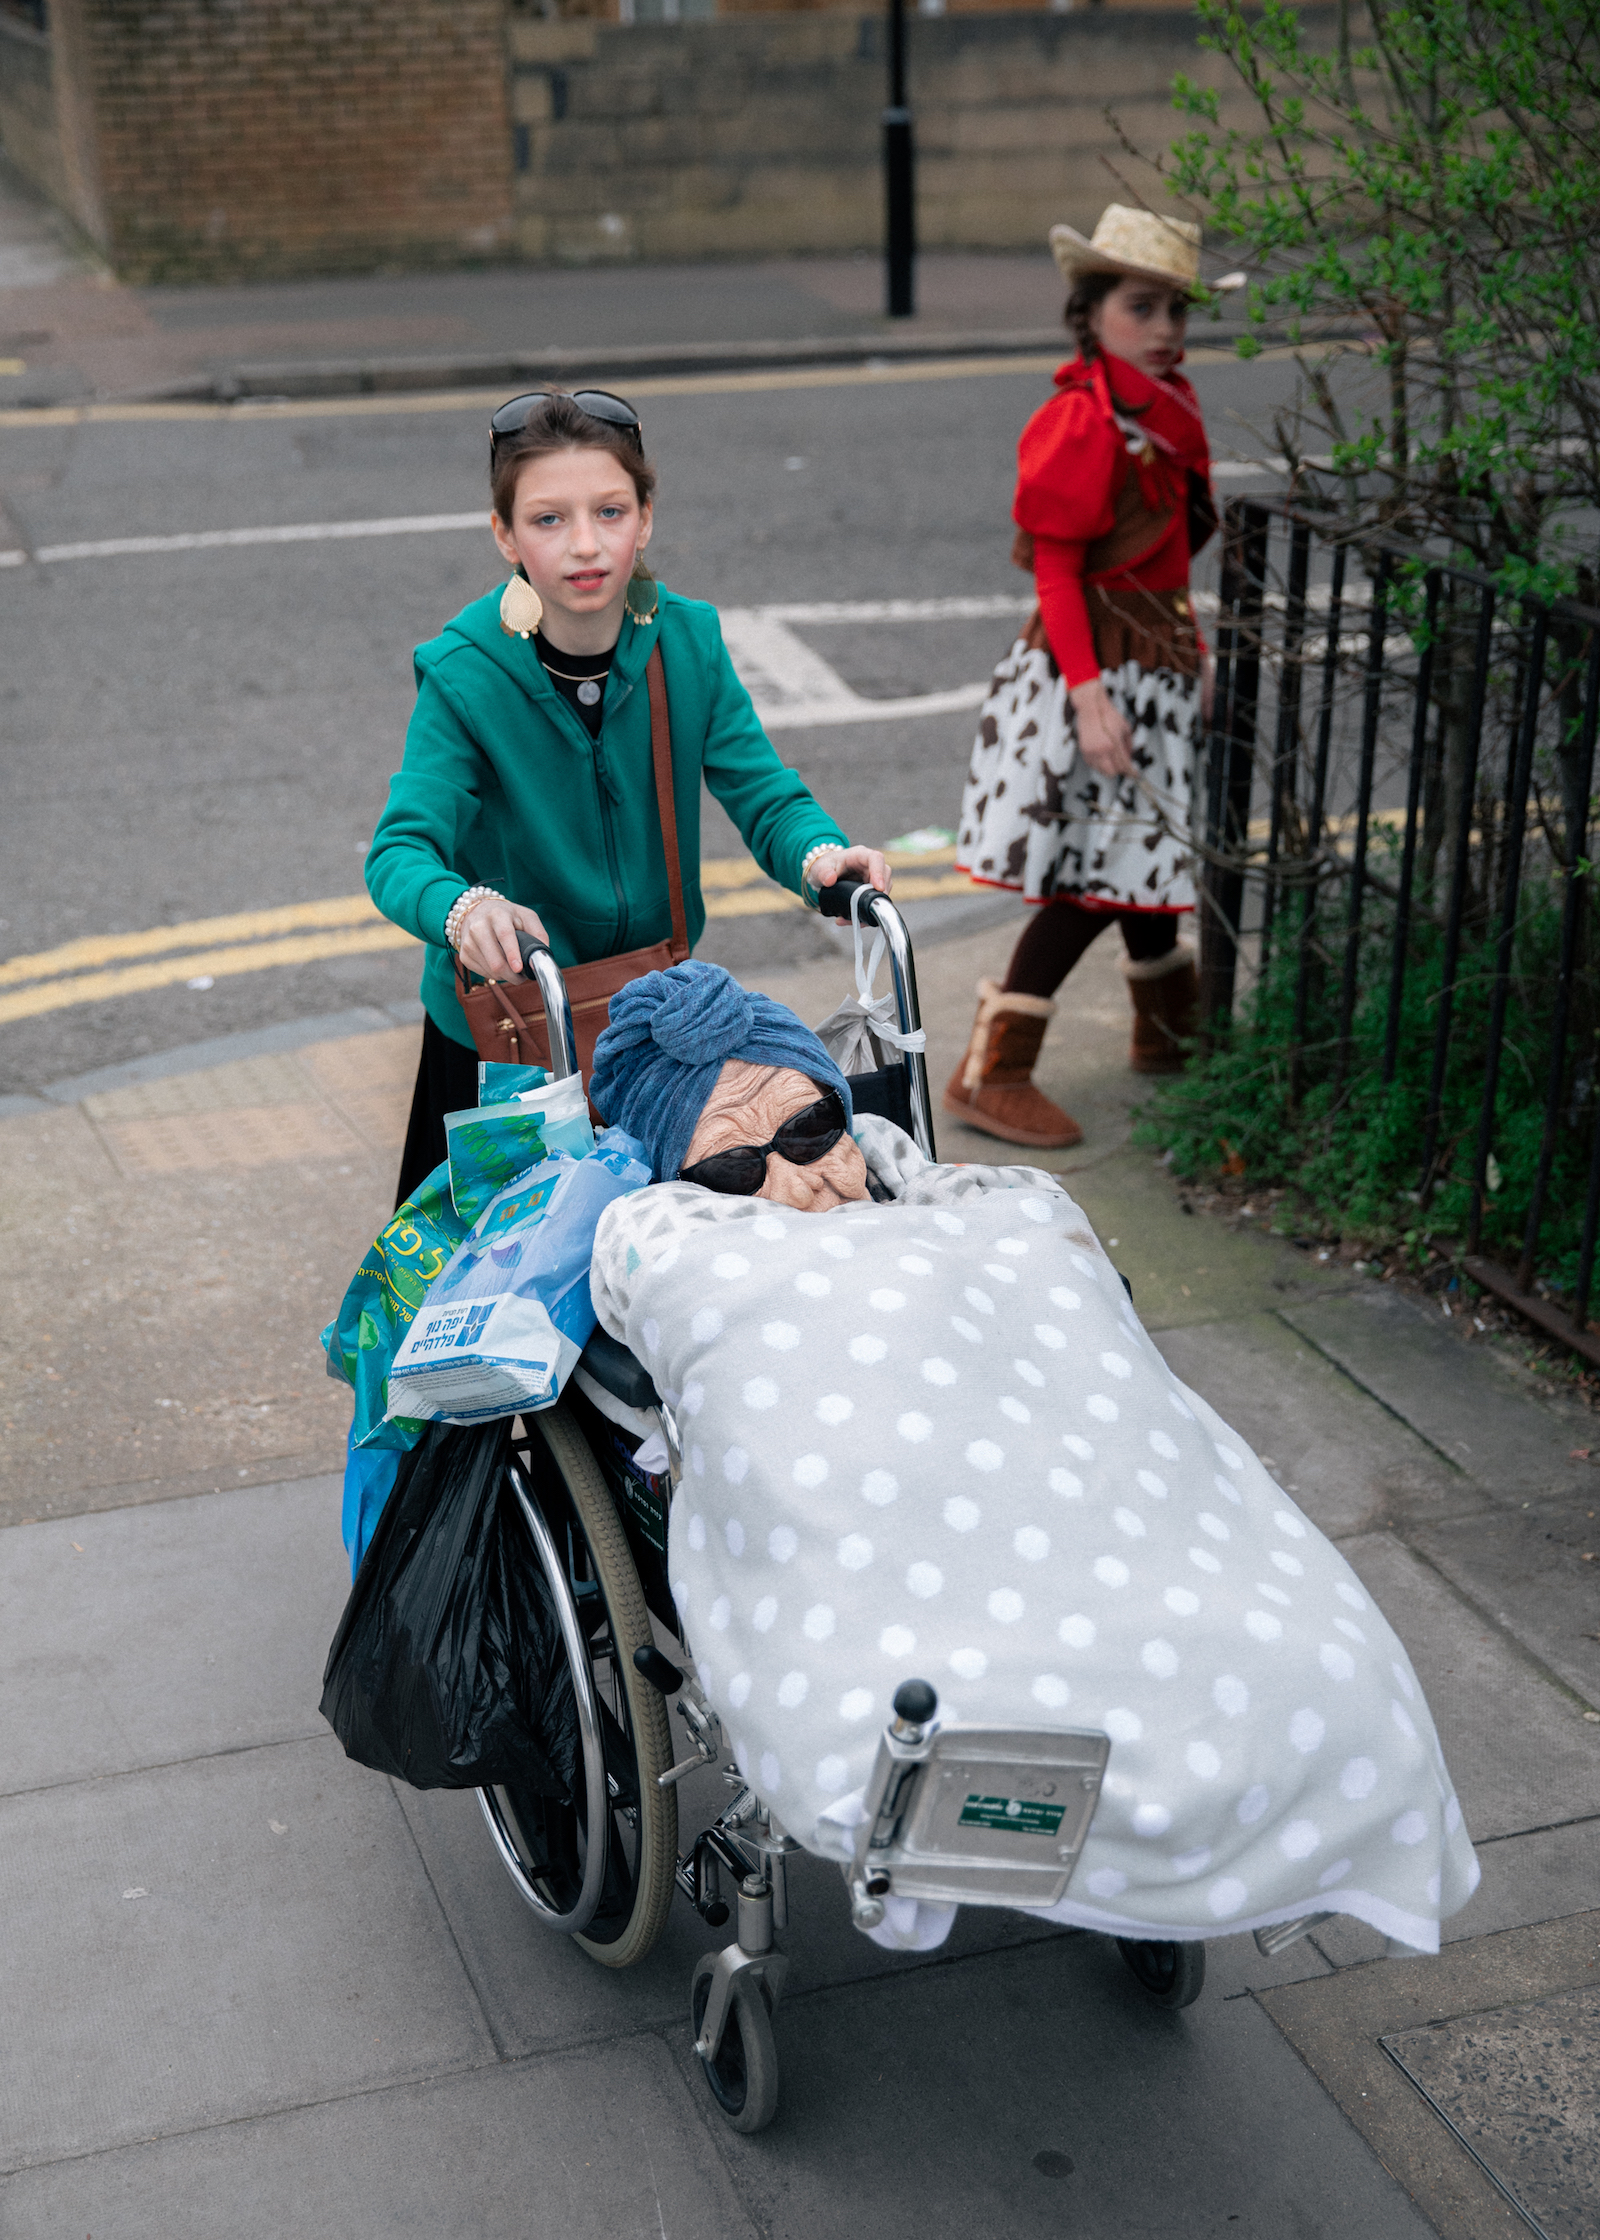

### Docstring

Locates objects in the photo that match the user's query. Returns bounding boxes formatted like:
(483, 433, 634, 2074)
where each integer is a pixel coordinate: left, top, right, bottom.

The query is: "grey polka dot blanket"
(590, 1121, 1479, 1953)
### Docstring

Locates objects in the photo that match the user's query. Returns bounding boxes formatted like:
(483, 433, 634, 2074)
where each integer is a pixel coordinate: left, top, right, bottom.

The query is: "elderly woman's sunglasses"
(490, 388, 644, 457)
(678, 1087, 848, 1196)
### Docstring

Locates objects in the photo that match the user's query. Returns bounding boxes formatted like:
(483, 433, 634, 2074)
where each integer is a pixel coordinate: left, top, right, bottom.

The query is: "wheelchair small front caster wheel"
(1115, 1936, 1206, 2009)
(690, 1954, 780, 2133)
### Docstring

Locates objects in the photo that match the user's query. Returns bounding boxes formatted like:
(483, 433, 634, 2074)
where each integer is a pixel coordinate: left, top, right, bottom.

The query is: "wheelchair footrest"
(853, 1716, 1111, 1912)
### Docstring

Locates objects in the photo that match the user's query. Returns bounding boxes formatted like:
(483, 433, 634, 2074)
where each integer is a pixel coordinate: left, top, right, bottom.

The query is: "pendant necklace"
(540, 652, 610, 706)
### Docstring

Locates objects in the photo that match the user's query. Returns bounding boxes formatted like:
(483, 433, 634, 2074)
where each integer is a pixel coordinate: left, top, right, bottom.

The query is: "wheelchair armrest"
(579, 1325, 661, 1411)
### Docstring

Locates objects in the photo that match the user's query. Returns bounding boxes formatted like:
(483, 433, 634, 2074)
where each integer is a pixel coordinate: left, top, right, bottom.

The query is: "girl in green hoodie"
(365, 388, 890, 1201)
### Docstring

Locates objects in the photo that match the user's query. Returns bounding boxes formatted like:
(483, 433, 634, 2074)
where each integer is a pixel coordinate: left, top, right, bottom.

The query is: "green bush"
(1136, 862, 1595, 1289)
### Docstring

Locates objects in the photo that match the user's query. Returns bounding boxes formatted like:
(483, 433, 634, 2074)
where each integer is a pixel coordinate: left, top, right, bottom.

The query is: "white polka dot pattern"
(594, 1170, 1477, 1953)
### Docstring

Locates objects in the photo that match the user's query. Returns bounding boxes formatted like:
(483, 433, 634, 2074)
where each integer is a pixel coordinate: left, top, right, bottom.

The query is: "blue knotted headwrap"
(588, 960, 853, 1183)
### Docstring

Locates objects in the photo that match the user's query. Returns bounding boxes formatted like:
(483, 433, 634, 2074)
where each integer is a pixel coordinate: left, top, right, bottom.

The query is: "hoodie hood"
(415, 579, 661, 712)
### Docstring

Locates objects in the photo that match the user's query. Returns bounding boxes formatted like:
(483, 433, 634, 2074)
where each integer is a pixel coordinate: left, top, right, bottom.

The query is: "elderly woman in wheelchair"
(478, 949, 1476, 2133)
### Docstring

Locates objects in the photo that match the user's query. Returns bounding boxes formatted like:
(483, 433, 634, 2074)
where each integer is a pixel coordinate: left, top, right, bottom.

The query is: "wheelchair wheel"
(1115, 1936, 1206, 2009)
(691, 1954, 780, 2134)
(478, 1404, 678, 1969)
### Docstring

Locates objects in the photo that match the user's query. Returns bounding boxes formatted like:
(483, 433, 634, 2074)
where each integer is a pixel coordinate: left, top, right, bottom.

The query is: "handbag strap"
(453, 640, 688, 1011)
(646, 644, 690, 962)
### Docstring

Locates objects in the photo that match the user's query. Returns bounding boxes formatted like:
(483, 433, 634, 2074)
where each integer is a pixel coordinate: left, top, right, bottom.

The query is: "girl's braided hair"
(1064, 271, 1124, 359)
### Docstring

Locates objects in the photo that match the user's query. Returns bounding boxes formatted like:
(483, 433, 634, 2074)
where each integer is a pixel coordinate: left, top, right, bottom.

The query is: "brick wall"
(42, 0, 516, 282)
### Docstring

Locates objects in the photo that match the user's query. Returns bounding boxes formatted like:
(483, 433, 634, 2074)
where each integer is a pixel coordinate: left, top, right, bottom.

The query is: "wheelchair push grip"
(515, 928, 553, 977)
(815, 873, 869, 921)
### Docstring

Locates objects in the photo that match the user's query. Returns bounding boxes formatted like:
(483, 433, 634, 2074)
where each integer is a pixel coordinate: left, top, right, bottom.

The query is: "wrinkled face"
(683, 1060, 869, 1211)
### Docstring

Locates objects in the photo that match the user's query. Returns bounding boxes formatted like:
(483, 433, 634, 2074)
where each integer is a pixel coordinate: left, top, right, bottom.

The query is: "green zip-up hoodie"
(366, 580, 849, 1048)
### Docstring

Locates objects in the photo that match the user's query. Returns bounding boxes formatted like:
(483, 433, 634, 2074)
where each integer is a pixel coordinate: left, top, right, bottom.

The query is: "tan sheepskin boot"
(1124, 946, 1200, 1074)
(941, 978, 1084, 1149)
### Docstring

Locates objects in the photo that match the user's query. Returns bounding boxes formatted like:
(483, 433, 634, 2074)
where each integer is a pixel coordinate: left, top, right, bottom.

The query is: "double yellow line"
(0, 852, 978, 1027)
(0, 896, 413, 1026)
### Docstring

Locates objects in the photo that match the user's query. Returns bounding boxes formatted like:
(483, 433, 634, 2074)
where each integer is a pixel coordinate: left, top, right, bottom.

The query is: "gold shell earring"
(500, 573, 544, 638)
(624, 554, 659, 627)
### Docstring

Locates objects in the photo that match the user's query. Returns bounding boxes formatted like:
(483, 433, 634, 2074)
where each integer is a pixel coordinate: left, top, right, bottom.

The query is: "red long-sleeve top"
(1013, 351, 1213, 688)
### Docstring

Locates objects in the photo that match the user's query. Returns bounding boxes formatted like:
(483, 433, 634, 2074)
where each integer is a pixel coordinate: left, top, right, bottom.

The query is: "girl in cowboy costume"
(950, 207, 1229, 1149)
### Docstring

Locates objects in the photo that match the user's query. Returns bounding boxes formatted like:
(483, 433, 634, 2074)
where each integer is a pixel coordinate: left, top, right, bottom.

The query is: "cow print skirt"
(955, 637, 1199, 912)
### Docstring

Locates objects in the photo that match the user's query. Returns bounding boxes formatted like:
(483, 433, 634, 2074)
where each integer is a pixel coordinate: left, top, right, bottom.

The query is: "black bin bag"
(320, 1421, 580, 1795)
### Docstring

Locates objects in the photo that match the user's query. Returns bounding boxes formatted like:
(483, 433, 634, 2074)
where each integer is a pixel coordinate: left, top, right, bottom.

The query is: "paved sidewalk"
(0, 156, 1068, 410)
(1, 920, 1597, 2235)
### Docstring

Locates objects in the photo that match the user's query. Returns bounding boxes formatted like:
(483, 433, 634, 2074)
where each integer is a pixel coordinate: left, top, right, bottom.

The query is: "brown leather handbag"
(454, 644, 689, 1077)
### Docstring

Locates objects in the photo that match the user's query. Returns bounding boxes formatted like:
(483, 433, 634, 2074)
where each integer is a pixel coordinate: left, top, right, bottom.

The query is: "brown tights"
(1003, 899, 1179, 1001)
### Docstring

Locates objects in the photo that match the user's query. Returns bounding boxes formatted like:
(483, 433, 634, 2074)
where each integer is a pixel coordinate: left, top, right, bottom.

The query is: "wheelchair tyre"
(485, 1404, 678, 1970)
(1115, 1936, 1206, 2009)
(691, 1955, 780, 2134)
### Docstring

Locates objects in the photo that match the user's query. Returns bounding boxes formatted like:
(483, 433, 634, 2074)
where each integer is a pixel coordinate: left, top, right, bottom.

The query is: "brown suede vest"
(1010, 442, 1200, 679)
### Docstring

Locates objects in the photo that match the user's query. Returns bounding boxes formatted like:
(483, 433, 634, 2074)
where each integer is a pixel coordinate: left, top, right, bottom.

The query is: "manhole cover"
(1383, 1980, 1599, 2238)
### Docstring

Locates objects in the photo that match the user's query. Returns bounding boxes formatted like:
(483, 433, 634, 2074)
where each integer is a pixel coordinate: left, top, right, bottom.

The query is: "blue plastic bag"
(340, 1430, 401, 1579)
(478, 1061, 549, 1103)
(445, 1070, 593, 1225)
(385, 1129, 650, 1426)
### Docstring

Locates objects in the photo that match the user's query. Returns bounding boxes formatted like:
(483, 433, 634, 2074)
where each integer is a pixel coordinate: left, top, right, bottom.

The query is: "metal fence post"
(1261, 517, 1311, 966)
(1198, 503, 1268, 1032)
(1519, 624, 1600, 1297)
(1466, 604, 1549, 1252)
(1382, 568, 1441, 1085)
(1421, 583, 1496, 1195)
(1290, 540, 1347, 1103)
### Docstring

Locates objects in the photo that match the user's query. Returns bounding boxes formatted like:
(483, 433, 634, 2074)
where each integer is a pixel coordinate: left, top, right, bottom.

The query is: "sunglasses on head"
(490, 388, 644, 459)
(678, 1087, 848, 1197)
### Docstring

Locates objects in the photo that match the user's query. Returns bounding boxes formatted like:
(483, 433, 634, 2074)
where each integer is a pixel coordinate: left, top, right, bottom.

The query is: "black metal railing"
(1197, 498, 1600, 1363)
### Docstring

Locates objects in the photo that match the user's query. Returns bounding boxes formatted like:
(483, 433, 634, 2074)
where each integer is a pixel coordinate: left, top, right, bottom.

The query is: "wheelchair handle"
(514, 930, 577, 1082)
(815, 873, 868, 922)
(813, 877, 937, 1164)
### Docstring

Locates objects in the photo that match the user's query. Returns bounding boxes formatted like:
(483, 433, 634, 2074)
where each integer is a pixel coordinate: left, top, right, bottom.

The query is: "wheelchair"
(472, 882, 1212, 2133)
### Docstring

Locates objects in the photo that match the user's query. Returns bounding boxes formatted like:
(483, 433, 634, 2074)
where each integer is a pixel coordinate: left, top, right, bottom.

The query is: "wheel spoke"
(480, 1406, 677, 1966)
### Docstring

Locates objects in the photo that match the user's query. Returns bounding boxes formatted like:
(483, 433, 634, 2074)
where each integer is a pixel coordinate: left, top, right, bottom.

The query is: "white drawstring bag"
(812, 884, 927, 1077)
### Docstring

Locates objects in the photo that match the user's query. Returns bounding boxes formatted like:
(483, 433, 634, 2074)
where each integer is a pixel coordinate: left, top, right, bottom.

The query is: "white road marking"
(718, 611, 862, 710)
(720, 609, 999, 729)
(757, 595, 1033, 625)
(9, 492, 1298, 567)
(765, 682, 990, 729)
(31, 512, 486, 564)
(8, 500, 1034, 723)
(21, 500, 1388, 725)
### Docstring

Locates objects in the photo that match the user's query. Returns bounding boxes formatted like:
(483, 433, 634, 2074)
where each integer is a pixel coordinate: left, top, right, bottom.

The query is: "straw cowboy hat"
(1048, 204, 1243, 294)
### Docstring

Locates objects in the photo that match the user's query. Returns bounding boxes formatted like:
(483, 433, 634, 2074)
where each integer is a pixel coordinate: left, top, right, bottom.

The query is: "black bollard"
(884, 0, 915, 318)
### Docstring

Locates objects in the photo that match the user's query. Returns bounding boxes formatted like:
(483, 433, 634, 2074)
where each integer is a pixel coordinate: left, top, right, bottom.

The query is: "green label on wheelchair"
(959, 1793, 1066, 1836)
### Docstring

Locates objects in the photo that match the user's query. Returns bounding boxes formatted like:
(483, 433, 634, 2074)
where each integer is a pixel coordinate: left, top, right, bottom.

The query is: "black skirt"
(395, 1013, 479, 1209)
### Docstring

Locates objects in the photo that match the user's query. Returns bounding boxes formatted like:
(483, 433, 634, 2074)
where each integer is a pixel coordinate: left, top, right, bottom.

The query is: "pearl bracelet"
(799, 841, 841, 906)
(445, 884, 503, 951)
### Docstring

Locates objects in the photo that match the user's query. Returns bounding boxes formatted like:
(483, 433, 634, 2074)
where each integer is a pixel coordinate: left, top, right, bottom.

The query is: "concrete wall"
(15, 0, 516, 283)
(0, 12, 73, 213)
(506, 9, 1281, 263)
